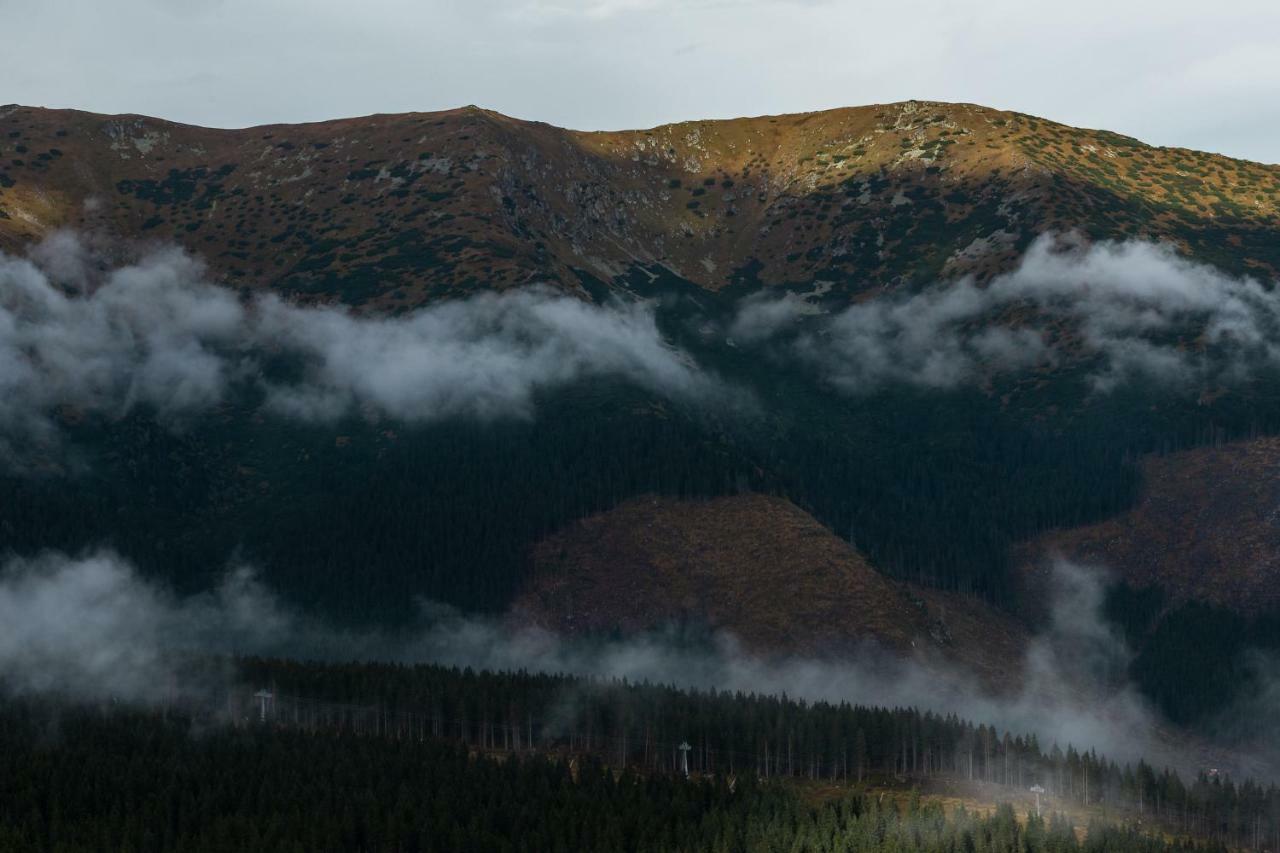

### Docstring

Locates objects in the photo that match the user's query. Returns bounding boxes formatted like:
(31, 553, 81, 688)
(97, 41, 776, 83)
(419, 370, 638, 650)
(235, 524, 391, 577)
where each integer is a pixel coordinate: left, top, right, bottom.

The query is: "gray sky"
(3, 0, 1279, 163)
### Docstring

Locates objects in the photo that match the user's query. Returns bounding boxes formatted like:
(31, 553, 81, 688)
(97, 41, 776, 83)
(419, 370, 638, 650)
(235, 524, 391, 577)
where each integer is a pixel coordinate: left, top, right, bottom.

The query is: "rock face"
(1, 100, 1277, 309)
(515, 493, 1029, 685)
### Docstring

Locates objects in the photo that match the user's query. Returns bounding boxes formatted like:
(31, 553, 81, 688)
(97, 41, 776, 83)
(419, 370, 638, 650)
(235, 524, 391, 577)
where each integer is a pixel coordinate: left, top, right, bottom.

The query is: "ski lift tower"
(678, 741, 692, 778)
(254, 689, 274, 723)
(1030, 784, 1045, 816)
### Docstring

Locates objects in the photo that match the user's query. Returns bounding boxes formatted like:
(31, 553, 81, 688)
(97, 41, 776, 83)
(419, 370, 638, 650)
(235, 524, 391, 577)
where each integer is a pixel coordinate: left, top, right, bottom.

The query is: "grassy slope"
(1, 100, 1277, 309)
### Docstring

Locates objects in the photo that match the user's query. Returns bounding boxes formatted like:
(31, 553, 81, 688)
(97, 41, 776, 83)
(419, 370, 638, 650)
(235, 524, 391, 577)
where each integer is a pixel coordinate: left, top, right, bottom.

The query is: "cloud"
(728, 291, 816, 345)
(0, 550, 280, 702)
(739, 235, 1280, 394)
(439, 559, 1170, 772)
(0, 548, 429, 704)
(0, 241, 246, 456)
(0, 549, 1262, 777)
(7, 229, 1274, 466)
(400, 559, 1270, 778)
(0, 232, 722, 464)
(254, 288, 714, 422)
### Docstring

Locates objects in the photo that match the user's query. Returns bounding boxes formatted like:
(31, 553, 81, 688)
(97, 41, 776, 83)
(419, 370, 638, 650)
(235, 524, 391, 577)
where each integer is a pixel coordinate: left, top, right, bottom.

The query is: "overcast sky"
(3, 0, 1279, 163)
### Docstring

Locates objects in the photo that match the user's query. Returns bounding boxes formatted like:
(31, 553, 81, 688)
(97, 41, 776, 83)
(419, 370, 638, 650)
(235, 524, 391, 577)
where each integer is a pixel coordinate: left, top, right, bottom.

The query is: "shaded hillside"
(515, 493, 1029, 684)
(1014, 437, 1280, 727)
(0, 385, 758, 618)
(1015, 436, 1280, 618)
(1, 100, 1278, 308)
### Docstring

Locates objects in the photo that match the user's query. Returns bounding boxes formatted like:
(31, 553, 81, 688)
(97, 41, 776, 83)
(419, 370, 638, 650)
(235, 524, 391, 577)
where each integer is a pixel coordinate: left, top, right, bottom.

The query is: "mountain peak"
(0, 101, 1276, 306)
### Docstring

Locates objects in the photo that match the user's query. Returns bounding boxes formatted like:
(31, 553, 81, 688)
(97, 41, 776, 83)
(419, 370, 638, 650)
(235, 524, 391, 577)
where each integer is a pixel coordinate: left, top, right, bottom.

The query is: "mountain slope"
(1016, 435, 1280, 618)
(4, 100, 1280, 622)
(515, 493, 1029, 685)
(2, 100, 1277, 308)
(4, 100, 1280, 661)
(1012, 436, 1280, 728)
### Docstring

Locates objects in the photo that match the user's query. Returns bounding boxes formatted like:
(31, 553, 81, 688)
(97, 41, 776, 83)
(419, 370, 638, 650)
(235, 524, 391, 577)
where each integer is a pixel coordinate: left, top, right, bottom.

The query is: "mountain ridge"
(2, 99, 1277, 308)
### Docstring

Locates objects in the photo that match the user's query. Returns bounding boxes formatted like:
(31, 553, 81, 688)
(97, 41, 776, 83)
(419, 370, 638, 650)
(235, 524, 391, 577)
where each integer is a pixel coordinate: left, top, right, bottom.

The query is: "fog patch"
(0, 549, 1196, 775)
(737, 235, 1280, 394)
(408, 558, 1173, 771)
(0, 551, 280, 703)
(0, 243, 245, 459)
(0, 232, 724, 466)
(255, 288, 715, 423)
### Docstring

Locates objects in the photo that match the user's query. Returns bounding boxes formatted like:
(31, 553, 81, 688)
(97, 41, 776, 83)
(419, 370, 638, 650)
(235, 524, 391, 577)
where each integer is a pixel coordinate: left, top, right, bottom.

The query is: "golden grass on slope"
(796, 776, 1201, 845)
(1, 100, 1276, 307)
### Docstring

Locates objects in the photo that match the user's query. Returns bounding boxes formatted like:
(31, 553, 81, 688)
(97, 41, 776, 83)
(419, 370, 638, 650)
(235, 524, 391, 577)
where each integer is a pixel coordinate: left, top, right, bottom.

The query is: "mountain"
(4, 100, 1280, 737)
(1012, 436, 1280, 728)
(2, 100, 1278, 308)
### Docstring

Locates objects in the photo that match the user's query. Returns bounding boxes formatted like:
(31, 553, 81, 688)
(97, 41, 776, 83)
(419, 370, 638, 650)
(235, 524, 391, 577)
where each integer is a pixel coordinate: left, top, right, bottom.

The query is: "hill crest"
(2, 100, 1277, 308)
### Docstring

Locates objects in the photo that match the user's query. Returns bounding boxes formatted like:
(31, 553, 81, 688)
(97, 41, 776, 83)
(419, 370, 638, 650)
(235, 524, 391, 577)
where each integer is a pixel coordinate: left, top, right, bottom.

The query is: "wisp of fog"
(5, 230, 1280, 466)
(0, 231, 716, 464)
(3, 547, 1267, 778)
(734, 234, 1280, 393)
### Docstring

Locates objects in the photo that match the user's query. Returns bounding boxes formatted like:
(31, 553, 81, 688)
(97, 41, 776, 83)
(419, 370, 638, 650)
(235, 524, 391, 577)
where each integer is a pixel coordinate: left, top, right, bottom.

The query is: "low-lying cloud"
(254, 289, 710, 422)
(0, 240, 245, 449)
(7, 230, 1276, 466)
(0, 232, 718, 464)
(412, 559, 1175, 771)
(736, 235, 1280, 394)
(0, 547, 1241, 778)
(0, 551, 284, 703)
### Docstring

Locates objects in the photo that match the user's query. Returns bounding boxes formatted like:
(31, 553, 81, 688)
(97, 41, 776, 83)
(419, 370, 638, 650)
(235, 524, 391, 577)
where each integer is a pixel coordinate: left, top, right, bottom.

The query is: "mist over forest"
(2, 81, 1280, 851)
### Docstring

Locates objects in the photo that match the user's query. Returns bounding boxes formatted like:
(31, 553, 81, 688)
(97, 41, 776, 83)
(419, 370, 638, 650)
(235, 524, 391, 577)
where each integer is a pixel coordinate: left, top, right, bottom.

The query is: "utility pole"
(1030, 784, 1045, 816)
(678, 741, 692, 778)
(254, 689, 274, 723)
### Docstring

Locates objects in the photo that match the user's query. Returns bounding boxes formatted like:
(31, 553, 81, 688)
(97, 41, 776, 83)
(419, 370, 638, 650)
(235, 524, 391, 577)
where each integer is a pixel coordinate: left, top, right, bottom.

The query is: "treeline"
(236, 658, 1280, 850)
(1105, 587, 1280, 726)
(0, 697, 1228, 853)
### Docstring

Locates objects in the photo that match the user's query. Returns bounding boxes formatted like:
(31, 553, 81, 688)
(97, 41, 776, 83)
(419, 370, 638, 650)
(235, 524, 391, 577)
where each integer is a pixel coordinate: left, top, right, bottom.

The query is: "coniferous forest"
(5, 658, 1277, 852)
(8, 284, 1280, 619)
(0, 703, 1213, 853)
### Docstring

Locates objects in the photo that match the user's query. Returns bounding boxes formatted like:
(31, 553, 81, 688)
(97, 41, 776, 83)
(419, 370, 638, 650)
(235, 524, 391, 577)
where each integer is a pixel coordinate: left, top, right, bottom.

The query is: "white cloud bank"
(737, 235, 1280, 394)
(0, 232, 719, 462)
(0, 547, 1209, 776)
(0, 551, 287, 703)
(6, 231, 1277, 464)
